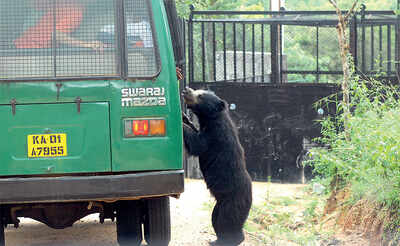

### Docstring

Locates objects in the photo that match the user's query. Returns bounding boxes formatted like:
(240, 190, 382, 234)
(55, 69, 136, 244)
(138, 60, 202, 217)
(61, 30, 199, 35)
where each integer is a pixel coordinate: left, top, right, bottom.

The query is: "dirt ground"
(4, 179, 274, 246)
(4, 179, 372, 246)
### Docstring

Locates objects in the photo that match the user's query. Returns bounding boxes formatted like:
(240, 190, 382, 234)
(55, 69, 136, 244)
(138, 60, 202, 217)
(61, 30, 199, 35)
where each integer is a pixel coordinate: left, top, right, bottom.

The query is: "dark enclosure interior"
(188, 83, 338, 183)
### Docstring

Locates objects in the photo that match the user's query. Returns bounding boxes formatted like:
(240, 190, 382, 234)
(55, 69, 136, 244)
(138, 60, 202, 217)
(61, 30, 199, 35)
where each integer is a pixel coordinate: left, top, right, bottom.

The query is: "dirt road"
(4, 179, 269, 246)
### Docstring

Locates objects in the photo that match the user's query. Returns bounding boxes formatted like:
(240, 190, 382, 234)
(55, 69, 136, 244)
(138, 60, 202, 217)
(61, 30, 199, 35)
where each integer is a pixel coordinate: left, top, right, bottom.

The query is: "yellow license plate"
(27, 133, 68, 158)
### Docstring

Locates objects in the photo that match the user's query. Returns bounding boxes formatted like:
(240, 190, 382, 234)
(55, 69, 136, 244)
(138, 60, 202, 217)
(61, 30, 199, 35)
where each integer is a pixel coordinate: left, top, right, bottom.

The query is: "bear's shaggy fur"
(182, 87, 252, 246)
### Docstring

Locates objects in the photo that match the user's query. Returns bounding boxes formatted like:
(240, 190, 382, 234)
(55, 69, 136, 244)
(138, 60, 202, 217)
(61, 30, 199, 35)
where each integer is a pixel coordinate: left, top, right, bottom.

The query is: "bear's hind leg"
(211, 198, 245, 246)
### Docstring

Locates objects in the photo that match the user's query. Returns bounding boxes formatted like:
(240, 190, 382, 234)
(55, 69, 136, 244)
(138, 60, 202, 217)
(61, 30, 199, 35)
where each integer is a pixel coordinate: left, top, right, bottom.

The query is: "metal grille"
(0, 0, 118, 79)
(357, 23, 397, 75)
(188, 9, 400, 84)
(190, 21, 272, 83)
(124, 0, 159, 78)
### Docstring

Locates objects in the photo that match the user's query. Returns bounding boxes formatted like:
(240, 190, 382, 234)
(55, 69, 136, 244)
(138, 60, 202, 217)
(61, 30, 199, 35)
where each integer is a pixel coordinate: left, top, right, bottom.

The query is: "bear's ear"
(217, 99, 227, 112)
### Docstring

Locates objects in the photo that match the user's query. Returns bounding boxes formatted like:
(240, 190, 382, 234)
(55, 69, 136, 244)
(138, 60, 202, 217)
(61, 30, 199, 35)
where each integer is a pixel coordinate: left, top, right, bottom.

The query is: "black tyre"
(116, 200, 143, 246)
(144, 197, 171, 246)
(0, 206, 4, 246)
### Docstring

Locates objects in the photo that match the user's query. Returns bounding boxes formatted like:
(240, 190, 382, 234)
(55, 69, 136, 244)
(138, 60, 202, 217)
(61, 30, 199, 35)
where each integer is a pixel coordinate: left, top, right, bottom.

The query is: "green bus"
(0, 0, 184, 245)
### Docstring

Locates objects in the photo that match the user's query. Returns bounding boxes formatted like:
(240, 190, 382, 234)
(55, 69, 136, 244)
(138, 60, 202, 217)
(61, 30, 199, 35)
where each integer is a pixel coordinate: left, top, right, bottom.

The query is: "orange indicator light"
(150, 119, 166, 136)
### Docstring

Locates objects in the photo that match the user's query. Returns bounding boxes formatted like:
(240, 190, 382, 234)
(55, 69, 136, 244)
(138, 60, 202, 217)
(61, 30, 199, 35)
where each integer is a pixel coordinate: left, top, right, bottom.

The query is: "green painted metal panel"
(0, 0, 183, 177)
(0, 81, 111, 105)
(109, 0, 183, 172)
(0, 102, 111, 176)
(109, 81, 183, 172)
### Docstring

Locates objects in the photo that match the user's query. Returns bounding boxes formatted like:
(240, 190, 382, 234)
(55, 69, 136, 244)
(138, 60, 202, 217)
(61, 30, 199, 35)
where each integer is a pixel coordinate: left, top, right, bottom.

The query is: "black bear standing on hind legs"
(182, 87, 253, 246)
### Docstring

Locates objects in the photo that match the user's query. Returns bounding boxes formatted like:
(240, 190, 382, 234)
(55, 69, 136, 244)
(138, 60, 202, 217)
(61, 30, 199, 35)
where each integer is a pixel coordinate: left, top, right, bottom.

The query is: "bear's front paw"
(182, 113, 197, 131)
(209, 240, 230, 246)
(182, 112, 191, 125)
(208, 240, 218, 246)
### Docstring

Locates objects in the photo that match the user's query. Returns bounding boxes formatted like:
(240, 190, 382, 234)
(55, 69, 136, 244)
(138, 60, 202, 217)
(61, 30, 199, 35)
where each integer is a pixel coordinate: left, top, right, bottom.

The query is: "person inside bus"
(14, 0, 105, 51)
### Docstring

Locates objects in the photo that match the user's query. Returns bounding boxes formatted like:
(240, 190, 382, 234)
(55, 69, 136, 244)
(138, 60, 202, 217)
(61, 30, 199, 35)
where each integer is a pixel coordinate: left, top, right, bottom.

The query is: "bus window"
(124, 0, 160, 78)
(0, 0, 117, 79)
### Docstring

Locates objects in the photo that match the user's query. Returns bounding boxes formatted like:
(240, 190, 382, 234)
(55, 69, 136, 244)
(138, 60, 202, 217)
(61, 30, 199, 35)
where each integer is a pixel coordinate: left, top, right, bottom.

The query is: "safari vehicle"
(0, 0, 183, 245)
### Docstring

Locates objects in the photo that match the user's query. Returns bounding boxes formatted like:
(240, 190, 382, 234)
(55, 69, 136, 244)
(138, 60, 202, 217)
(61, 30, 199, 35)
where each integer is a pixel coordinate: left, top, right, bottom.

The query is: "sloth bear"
(182, 87, 252, 246)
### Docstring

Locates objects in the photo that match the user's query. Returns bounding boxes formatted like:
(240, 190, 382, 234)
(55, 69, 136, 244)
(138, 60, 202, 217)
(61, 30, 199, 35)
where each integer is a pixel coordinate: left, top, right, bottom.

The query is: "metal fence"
(186, 7, 399, 84)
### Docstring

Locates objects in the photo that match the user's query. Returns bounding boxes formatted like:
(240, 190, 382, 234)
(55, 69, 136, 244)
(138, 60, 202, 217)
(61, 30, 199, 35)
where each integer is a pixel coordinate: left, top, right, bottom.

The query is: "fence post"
(188, 5, 194, 85)
(182, 19, 187, 88)
(349, 14, 358, 70)
(270, 24, 281, 84)
(360, 5, 366, 74)
(396, 4, 400, 78)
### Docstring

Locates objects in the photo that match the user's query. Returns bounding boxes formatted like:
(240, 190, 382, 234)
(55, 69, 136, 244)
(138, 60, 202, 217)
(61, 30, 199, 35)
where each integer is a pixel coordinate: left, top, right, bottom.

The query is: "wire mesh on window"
(124, 0, 159, 78)
(0, 0, 117, 79)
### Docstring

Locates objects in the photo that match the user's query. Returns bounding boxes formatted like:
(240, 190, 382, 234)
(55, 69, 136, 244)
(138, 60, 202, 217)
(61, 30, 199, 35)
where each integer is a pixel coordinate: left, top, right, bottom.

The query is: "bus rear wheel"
(116, 201, 143, 246)
(144, 197, 171, 246)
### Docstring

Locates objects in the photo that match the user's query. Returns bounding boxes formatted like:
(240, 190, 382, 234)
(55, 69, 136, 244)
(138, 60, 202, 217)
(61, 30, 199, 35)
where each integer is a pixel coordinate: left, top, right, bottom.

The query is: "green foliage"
(286, 0, 395, 11)
(309, 73, 400, 210)
(175, 0, 269, 18)
(175, 0, 395, 16)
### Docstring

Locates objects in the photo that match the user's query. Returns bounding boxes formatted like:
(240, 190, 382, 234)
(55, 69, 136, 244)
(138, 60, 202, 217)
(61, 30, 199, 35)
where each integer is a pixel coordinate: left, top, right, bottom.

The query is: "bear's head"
(182, 87, 226, 118)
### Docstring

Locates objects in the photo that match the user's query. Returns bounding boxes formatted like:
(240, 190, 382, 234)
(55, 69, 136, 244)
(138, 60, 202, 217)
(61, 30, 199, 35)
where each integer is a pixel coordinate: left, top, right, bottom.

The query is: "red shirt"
(14, 3, 84, 48)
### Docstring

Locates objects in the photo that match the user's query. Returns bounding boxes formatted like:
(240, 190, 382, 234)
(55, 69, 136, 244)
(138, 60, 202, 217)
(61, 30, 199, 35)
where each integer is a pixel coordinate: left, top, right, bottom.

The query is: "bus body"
(0, 0, 183, 244)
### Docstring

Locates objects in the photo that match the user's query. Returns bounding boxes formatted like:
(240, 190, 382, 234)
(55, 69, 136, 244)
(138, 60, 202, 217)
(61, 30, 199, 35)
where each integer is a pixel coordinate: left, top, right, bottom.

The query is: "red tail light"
(132, 120, 149, 136)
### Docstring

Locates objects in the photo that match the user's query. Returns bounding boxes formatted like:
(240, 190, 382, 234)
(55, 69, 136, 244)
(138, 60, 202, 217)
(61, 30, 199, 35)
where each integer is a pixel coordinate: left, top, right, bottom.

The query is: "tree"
(286, 0, 393, 11)
(329, 0, 359, 141)
(175, 0, 268, 18)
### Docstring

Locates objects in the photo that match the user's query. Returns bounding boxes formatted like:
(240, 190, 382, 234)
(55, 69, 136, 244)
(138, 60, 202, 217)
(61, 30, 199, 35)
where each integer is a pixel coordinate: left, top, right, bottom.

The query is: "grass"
(244, 184, 334, 245)
(200, 182, 336, 245)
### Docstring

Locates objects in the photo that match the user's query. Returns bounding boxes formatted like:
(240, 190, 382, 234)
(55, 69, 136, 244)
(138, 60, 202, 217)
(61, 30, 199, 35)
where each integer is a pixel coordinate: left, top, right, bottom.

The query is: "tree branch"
(329, 0, 343, 20)
(344, 0, 359, 23)
(328, 0, 338, 9)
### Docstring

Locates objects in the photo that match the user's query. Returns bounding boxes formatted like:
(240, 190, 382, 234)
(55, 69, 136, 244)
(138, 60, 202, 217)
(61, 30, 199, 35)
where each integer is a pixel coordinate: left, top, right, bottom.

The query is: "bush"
(309, 75, 400, 210)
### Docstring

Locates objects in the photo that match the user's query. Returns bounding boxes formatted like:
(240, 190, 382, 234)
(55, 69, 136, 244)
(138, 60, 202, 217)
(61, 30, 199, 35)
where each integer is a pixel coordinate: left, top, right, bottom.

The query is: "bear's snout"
(182, 87, 194, 96)
(182, 87, 196, 105)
